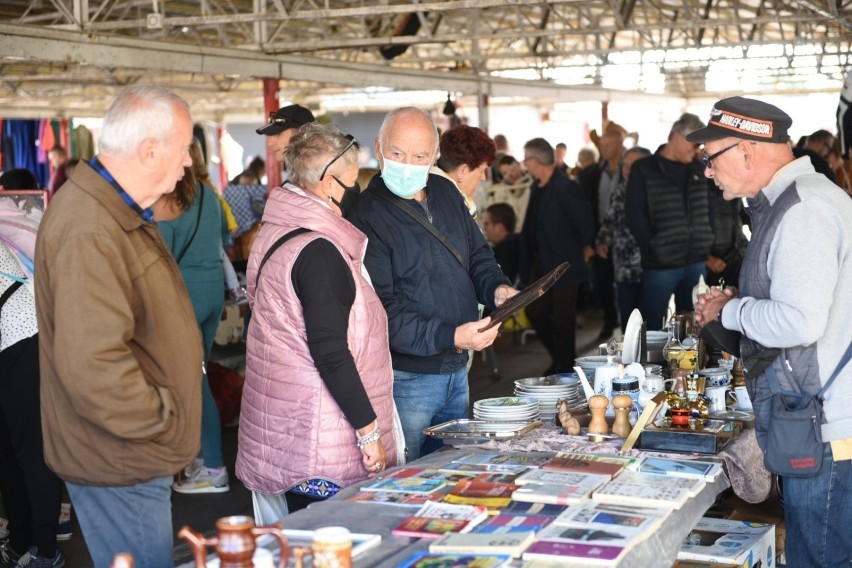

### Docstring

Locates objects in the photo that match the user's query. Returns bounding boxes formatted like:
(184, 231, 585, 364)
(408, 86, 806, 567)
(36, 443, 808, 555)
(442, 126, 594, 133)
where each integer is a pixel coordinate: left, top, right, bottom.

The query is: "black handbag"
(763, 342, 852, 477)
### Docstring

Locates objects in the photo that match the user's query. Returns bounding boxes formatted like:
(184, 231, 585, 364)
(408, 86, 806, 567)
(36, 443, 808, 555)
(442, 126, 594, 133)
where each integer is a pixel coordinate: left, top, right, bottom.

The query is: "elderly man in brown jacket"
(35, 85, 202, 568)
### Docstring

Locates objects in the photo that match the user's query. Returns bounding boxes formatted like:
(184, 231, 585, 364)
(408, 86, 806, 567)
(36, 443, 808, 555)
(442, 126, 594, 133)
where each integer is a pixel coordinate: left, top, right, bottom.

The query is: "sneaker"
(55, 504, 71, 541)
(10, 547, 65, 568)
(171, 466, 229, 494)
(182, 457, 204, 480)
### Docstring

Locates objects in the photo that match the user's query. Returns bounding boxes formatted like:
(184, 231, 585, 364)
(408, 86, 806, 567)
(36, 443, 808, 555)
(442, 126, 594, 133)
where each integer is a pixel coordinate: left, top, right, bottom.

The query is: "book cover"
(444, 479, 517, 510)
(429, 531, 536, 557)
(360, 476, 446, 494)
(522, 539, 625, 565)
(472, 514, 553, 533)
(535, 520, 643, 548)
(547, 451, 638, 468)
(438, 462, 531, 475)
(591, 472, 704, 509)
(515, 469, 612, 487)
(347, 490, 432, 507)
(442, 493, 513, 510)
(633, 456, 723, 481)
(452, 452, 551, 468)
(397, 551, 511, 568)
(541, 456, 625, 478)
(501, 501, 567, 517)
(391, 501, 489, 538)
(392, 516, 474, 539)
(450, 479, 519, 498)
(511, 472, 609, 506)
(553, 501, 672, 532)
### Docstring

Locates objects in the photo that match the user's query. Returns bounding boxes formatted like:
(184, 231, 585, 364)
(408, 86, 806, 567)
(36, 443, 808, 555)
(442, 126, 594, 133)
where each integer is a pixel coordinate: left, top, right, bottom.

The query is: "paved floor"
(48, 309, 614, 566)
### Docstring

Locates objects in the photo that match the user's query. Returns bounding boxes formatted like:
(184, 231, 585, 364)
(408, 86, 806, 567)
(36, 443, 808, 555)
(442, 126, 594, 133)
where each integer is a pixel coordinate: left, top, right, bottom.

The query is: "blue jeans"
(641, 261, 705, 330)
(393, 368, 470, 461)
(67, 476, 174, 568)
(782, 443, 852, 567)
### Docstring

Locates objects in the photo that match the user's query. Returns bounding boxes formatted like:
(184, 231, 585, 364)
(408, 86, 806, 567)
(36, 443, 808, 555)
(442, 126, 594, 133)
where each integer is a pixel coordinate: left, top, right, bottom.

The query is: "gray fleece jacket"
(722, 157, 852, 443)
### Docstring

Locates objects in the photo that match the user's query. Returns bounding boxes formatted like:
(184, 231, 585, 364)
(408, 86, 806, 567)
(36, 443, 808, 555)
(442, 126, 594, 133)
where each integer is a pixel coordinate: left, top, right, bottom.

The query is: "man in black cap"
(692, 96, 852, 568)
(256, 104, 315, 164)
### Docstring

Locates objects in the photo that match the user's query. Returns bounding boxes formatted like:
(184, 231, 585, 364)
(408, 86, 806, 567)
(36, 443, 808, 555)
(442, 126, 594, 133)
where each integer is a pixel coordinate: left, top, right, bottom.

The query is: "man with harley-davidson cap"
(693, 96, 852, 568)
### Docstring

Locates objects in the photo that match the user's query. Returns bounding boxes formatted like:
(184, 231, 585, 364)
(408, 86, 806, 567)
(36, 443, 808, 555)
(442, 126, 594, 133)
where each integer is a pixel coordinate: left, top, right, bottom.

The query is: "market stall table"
(178, 446, 731, 567)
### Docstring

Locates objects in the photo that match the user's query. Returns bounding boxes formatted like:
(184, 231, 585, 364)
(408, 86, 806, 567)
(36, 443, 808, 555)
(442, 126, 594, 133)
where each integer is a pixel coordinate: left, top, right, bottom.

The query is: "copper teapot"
(179, 515, 289, 568)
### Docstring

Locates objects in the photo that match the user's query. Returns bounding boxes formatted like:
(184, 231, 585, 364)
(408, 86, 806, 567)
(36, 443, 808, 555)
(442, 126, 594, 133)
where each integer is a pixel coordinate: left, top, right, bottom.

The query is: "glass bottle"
(662, 320, 684, 373)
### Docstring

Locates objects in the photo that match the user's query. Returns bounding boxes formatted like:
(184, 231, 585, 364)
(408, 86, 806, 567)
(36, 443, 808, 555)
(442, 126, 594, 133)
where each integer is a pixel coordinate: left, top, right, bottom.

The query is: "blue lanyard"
(0, 271, 27, 284)
(89, 157, 154, 223)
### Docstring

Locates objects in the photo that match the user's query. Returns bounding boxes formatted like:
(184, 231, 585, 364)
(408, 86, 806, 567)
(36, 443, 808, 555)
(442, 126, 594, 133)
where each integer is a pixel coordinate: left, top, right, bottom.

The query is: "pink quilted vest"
(236, 185, 397, 495)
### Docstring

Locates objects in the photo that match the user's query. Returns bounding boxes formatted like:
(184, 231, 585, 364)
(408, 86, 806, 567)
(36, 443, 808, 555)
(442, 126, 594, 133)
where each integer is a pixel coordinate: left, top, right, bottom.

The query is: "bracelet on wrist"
(356, 427, 381, 449)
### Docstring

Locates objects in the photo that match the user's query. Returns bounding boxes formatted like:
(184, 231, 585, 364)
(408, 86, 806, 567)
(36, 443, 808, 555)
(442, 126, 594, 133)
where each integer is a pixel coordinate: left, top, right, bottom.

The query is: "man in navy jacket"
(350, 107, 514, 461)
(519, 138, 595, 375)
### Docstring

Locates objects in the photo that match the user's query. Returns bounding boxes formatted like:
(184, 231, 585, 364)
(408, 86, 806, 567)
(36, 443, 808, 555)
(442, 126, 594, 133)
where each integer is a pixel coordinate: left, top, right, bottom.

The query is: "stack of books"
(511, 469, 611, 506)
(391, 500, 488, 539)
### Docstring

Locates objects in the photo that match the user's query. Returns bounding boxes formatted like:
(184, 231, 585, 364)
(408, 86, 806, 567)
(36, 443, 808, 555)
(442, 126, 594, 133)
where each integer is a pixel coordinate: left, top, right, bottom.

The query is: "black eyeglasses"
(701, 142, 739, 169)
(320, 134, 358, 180)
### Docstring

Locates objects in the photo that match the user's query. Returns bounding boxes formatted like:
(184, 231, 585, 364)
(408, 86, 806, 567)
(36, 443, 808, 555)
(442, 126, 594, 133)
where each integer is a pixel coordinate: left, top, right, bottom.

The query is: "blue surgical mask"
(380, 153, 430, 198)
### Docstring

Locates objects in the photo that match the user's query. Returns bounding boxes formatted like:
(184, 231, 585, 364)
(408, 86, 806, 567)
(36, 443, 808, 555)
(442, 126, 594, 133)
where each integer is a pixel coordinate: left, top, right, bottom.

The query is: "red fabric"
(207, 362, 244, 426)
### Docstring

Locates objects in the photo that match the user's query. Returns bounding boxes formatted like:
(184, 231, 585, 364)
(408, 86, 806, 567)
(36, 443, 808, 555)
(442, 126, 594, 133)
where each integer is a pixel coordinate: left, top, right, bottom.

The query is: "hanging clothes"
(74, 124, 95, 160)
(3, 120, 46, 188)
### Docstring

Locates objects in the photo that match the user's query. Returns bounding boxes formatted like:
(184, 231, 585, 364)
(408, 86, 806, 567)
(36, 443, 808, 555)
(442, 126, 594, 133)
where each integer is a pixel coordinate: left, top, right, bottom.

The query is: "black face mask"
(330, 176, 361, 217)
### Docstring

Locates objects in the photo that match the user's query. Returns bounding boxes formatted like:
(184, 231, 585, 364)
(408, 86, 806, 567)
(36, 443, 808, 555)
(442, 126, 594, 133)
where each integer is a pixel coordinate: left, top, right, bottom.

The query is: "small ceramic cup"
(731, 386, 753, 411)
(705, 386, 729, 413)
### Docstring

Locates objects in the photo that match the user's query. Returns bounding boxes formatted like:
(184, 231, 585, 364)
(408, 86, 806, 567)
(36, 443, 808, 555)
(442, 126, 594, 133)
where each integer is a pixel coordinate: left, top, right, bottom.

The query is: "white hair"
(98, 85, 190, 157)
(378, 107, 439, 154)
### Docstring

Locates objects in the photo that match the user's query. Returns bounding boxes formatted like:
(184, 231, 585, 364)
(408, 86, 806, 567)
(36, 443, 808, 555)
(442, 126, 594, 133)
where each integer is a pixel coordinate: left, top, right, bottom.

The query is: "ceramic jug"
(593, 356, 620, 416)
(179, 515, 289, 568)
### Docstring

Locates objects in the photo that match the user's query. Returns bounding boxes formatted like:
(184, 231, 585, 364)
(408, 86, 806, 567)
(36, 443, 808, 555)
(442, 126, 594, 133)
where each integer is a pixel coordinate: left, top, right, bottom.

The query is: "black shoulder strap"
(254, 227, 312, 288)
(369, 186, 465, 268)
(175, 184, 205, 265)
(0, 281, 24, 311)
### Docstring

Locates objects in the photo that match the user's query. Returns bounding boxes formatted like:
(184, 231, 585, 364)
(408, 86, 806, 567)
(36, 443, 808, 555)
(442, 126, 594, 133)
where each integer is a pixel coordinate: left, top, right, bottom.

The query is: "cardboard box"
(677, 517, 776, 568)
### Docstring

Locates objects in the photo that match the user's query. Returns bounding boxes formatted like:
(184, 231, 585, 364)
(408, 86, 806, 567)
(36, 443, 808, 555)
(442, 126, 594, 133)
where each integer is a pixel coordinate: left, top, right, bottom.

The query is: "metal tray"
(424, 419, 541, 442)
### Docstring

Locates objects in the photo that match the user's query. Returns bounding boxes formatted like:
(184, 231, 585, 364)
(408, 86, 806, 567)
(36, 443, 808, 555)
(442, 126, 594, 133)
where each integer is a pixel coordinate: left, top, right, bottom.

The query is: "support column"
(262, 78, 281, 192)
(478, 91, 489, 133)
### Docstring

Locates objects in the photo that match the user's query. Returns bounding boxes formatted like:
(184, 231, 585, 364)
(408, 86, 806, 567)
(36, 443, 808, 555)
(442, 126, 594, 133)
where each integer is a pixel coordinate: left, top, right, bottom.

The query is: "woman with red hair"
(436, 125, 497, 217)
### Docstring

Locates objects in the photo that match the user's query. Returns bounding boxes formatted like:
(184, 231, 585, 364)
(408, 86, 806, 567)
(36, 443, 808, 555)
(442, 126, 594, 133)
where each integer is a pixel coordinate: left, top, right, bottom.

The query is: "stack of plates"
(514, 375, 586, 420)
(472, 396, 539, 422)
(646, 330, 668, 350)
(575, 355, 609, 378)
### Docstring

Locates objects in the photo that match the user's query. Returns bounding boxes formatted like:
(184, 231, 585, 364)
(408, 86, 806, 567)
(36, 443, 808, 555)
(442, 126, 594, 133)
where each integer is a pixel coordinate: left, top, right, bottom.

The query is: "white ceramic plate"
(621, 309, 643, 364)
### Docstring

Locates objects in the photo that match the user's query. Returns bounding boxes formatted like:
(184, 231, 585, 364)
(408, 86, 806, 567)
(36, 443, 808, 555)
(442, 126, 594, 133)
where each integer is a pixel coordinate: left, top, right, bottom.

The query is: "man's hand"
(494, 284, 518, 307)
(706, 255, 726, 274)
(455, 317, 501, 352)
(694, 286, 737, 327)
(583, 245, 595, 262)
(595, 243, 609, 259)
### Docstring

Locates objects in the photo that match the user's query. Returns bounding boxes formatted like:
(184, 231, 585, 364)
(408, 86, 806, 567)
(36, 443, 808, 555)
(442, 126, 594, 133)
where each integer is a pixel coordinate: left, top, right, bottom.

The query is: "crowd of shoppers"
(1, 83, 850, 568)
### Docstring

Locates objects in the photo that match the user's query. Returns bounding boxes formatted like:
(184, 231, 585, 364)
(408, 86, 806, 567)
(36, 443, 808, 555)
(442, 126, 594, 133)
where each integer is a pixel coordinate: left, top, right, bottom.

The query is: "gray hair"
(377, 107, 439, 155)
(523, 138, 555, 165)
(669, 113, 705, 140)
(98, 85, 190, 157)
(285, 123, 358, 188)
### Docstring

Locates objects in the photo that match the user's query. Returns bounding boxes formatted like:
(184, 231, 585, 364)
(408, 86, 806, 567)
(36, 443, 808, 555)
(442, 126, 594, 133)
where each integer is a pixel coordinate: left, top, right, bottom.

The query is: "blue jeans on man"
(393, 368, 470, 462)
(782, 443, 852, 567)
(66, 476, 174, 568)
(641, 261, 705, 330)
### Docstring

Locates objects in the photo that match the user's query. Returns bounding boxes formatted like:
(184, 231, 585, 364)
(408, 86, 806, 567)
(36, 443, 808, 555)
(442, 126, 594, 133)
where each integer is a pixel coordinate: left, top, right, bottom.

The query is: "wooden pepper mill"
(731, 358, 746, 388)
(612, 394, 633, 438)
(588, 394, 610, 436)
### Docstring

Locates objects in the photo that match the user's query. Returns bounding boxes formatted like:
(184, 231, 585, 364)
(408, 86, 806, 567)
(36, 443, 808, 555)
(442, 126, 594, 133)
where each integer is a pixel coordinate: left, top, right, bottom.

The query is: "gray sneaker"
(11, 547, 65, 568)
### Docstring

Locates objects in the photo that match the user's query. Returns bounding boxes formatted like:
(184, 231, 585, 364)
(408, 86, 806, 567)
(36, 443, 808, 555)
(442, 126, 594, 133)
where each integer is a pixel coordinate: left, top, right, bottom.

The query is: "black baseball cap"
(256, 104, 315, 136)
(686, 96, 792, 144)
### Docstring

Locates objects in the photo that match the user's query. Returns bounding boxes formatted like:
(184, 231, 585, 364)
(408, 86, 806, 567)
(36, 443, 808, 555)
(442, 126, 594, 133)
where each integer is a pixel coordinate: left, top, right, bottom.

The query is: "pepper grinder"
(588, 394, 610, 436)
(612, 394, 633, 438)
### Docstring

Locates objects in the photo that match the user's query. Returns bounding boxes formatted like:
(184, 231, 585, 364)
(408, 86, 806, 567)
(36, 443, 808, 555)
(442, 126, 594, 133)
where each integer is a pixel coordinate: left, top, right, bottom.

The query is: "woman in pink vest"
(236, 123, 398, 522)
